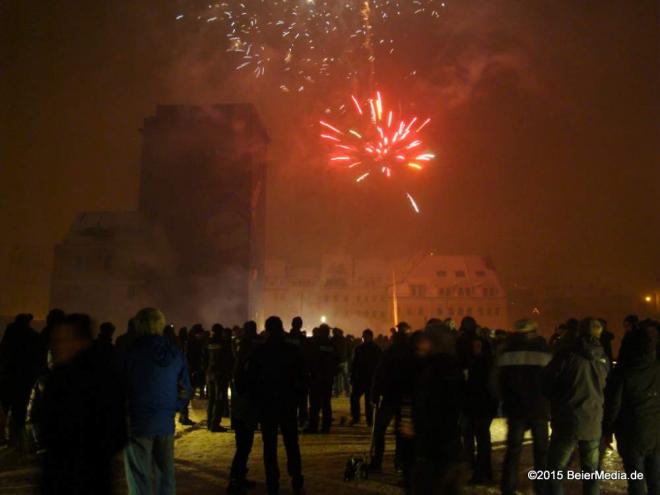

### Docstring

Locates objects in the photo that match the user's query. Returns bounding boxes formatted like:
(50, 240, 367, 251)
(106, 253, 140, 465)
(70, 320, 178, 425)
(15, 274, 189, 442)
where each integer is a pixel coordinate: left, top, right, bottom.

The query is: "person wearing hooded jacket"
(122, 308, 192, 495)
(543, 317, 610, 495)
(603, 324, 659, 495)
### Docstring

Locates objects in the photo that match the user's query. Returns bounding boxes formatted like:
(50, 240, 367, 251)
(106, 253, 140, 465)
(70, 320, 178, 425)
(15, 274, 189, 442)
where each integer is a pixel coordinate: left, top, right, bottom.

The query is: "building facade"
(262, 253, 509, 334)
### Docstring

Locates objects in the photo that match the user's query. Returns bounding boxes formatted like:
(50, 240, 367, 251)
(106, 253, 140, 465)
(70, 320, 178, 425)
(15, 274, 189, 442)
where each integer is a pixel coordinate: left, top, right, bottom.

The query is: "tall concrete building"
(51, 104, 268, 327)
(139, 105, 268, 324)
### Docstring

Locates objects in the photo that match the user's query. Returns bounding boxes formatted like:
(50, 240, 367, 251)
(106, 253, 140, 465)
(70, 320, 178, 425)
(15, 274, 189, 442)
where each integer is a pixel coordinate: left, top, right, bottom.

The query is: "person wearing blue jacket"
(122, 308, 192, 495)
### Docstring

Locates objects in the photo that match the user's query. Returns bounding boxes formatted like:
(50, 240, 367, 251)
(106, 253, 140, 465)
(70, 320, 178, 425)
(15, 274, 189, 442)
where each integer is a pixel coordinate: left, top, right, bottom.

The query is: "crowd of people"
(0, 308, 658, 495)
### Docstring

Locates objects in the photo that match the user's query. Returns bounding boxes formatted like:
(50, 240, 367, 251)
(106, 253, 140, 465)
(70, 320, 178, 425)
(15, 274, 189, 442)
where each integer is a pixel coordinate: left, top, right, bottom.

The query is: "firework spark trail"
(320, 91, 434, 212)
(176, 0, 450, 88)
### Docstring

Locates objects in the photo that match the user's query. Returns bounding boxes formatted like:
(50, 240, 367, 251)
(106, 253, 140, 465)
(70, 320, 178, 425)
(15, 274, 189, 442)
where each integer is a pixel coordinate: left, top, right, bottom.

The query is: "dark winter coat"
(41, 345, 126, 495)
(413, 352, 465, 462)
(543, 336, 610, 440)
(464, 340, 498, 418)
(246, 333, 305, 418)
(204, 335, 234, 383)
(122, 334, 192, 437)
(603, 351, 659, 452)
(495, 332, 551, 421)
(308, 336, 340, 387)
(350, 341, 382, 391)
(371, 338, 415, 405)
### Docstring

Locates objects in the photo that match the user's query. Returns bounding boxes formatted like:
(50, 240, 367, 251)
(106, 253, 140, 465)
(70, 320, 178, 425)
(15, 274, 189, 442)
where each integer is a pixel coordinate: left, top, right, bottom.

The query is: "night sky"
(1, 0, 658, 295)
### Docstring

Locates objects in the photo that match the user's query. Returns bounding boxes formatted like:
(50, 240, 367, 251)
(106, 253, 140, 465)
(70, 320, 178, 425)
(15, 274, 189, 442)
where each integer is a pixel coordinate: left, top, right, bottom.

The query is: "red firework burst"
(320, 91, 433, 212)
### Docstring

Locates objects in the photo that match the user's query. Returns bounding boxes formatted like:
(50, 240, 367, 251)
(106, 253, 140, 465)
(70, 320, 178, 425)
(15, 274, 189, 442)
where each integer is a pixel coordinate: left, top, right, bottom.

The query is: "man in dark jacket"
(227, 321, 262, 495)
(370, 330, 414, 471)
(122, 308, 192, 495)
(603, 325, 659, 495)
(543, 317, 610, 495)
(247, 316, 305, 495)
(286, 316, 309, 427)
(305, 324, 339, 434)
(0, 313, 41, 448)
(411, 325, 465, 495)
(331, 328, 349, 397)
(205, 324, 235, 432)
(495, 319, 552, 495)
(464, 335, 498, 484)
(41, 313, 126, 495)
(350, 329, 382, 427)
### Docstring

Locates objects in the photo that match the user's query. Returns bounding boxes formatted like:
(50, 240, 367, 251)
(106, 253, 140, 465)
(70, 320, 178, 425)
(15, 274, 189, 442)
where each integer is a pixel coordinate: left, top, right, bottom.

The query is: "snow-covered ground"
(0, 398, 628, 494)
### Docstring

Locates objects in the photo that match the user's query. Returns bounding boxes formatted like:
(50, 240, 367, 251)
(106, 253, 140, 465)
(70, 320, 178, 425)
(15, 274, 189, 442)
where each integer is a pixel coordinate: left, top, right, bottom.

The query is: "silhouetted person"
(495, 319, 551, 495)
(227, 321, 261, 495)
(619, 314, 643, 366)
(331, 327, 349, 397)
(456, 316, 479, 370)
(174, 326, 195, 426)
(246, 316, 305, 495)
(39, 309, 65, 370)
(603, 324, 659, 495)
(463, 335, 497, 484)
(544, 317, 610, 495)
(0, 313, 41, 447)
(411, 324, 465, 495)
(286, 316, 309, 427)
(95, 322, 116, 350)
(370, 330, 414, 471)
(187, 324, 206, 399)
(350, 329, 382, 426)
(122, 308, 192, 495)
(41, 313, 126, 495)
(205, 324, 234, 432)
(305, 324, 339, 433)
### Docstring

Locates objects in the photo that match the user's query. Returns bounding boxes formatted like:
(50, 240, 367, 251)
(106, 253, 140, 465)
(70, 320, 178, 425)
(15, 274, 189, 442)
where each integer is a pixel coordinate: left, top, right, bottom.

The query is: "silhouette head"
(265, 316, 285, 339)
(291, 316, 303, 332)
(362, 329, 374, 343)
(51, 313, 93, 365)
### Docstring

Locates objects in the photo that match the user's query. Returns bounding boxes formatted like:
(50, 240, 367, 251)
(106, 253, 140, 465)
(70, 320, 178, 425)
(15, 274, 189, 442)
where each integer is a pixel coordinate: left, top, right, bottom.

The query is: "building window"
(411, 284, 426, 297)
(438, 288, 444, 296)
(455, 270, 466, 278)
(436, 270, 447, 277)
(475, 270, 486, 277)
(458, 288, 464, 296)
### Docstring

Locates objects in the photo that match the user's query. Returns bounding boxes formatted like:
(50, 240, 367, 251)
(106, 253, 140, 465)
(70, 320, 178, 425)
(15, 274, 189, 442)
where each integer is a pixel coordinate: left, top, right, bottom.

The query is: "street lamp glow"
(320, 315, 327, 323)
(644, 295, 653, 303)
